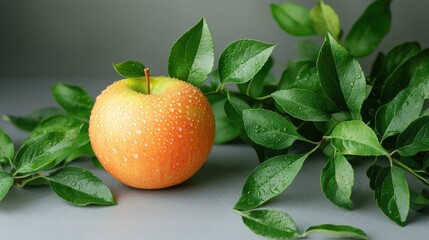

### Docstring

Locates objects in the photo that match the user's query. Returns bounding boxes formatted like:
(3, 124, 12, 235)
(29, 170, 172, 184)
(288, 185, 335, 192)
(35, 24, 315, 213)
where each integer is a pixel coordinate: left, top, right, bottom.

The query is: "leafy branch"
(1, 84, 115, 206)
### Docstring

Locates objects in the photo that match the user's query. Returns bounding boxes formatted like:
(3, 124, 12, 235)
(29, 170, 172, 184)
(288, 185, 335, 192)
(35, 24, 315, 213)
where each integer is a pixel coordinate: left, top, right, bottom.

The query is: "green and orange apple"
(89, 72, 215, 189)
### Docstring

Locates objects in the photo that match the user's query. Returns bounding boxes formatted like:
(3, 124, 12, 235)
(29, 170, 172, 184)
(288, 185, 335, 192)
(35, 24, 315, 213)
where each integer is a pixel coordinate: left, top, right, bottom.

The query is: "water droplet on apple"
(142, 119, 147, 124)
(177, 127, 182, 132)
(133, 140, 138, 145)
(169, 108, 175, 112)
(135, 129, 142, 134)
(123, 157, 128, 162)
(133, 153, 139, 159)
(144, 143, 148, 147)
(112, 148, 118, 154)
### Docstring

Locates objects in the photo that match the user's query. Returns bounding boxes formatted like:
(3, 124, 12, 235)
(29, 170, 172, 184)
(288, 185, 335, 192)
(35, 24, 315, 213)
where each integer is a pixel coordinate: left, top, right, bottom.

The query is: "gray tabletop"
(1, 79, 428, 239)
(0, 141, 428, 240)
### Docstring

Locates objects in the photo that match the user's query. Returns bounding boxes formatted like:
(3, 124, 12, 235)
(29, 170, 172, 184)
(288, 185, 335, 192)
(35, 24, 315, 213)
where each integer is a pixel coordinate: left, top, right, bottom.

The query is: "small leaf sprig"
(1, 84, 115, 206)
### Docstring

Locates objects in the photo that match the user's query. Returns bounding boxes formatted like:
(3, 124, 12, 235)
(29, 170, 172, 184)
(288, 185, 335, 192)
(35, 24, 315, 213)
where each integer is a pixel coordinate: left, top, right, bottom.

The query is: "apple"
(89, 71, 215, 189)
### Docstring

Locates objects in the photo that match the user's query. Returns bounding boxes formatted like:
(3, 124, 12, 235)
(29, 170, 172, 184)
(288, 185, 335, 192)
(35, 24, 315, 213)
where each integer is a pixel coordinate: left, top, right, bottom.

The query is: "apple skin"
(89, 77, 215, 189)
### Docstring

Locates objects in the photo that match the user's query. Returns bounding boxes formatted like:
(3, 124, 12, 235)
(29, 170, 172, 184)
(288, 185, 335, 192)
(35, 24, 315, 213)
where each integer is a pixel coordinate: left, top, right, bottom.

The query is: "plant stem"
(144, 68, 150, 94)
(392, 157, 429, 185)
(204, 83, 224, 96)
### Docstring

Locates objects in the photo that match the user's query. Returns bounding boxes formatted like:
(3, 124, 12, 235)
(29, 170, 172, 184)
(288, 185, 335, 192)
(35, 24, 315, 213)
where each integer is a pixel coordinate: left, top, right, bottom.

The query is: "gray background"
(2, 0, 429, 140)
(1, 1, 429, 239)
(1, 0, 428, 79)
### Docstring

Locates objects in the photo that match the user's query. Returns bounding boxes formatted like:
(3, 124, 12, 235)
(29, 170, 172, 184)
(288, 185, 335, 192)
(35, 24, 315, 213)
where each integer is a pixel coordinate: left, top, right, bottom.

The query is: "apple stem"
(144, 68, 151, 94)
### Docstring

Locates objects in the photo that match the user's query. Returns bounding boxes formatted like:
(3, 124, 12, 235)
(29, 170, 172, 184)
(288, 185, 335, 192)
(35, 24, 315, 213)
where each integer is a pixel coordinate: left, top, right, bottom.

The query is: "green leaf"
(46, 167, 116, 206)
(380, 42, 421, 80)
(424, 153, 429, 170)
(361, 98, 382, 126)
(310, 0, 340, 38)
(3, 107, 64, 131)
(234, 153, 307, 210)
(380, 49, 429, 102)
(209, 69, 220, 90)
(396, 116, 429, 156)
(240, 209, 301, 239)
(304, 224, 368, 240)
(243, 109, 304, 150)
(239, 129, 288, 164)
(369, 52, 386, 82)
(31, 114, 84, 137)
(224, 95, 251, 129)
(51, 83, 94, 119)
(91, 156, 104, 169)
(330, 120, 387, 156)
(317, 33, 366, 119)
(113, 60, 145, 78)
(366, 163, 382, 190)
(375, 87, 425, 140)
(345, 0, 392, 57)
(278, 61, 320, 92)
(372, 42, 421, 96)
(270, 3, 315, 36)
(0, 128, 14, 165)
(30, 115, 91, 163)
(321, 153, 354, 210)
(65, 141, 94, 164)
(272, 89, 331, 121)
(218, 39, 275, 84)
(375, 166, 410, 226)
(238, 57, 273, 97)
(14, 126, 82, 174)
(168, 17, 214, 85)
(0, 172, 13, 201)
(212, 99, 240, 144)
(410, 190, 429, 211)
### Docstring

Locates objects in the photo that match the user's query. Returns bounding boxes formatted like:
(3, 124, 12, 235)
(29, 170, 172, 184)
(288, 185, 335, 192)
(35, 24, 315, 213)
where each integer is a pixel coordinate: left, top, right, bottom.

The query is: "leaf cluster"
(1, 84, 115, 206)
(227, 0, 428, 238)
(111, 1, 426, 239)
(99, 1, 429, 237)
